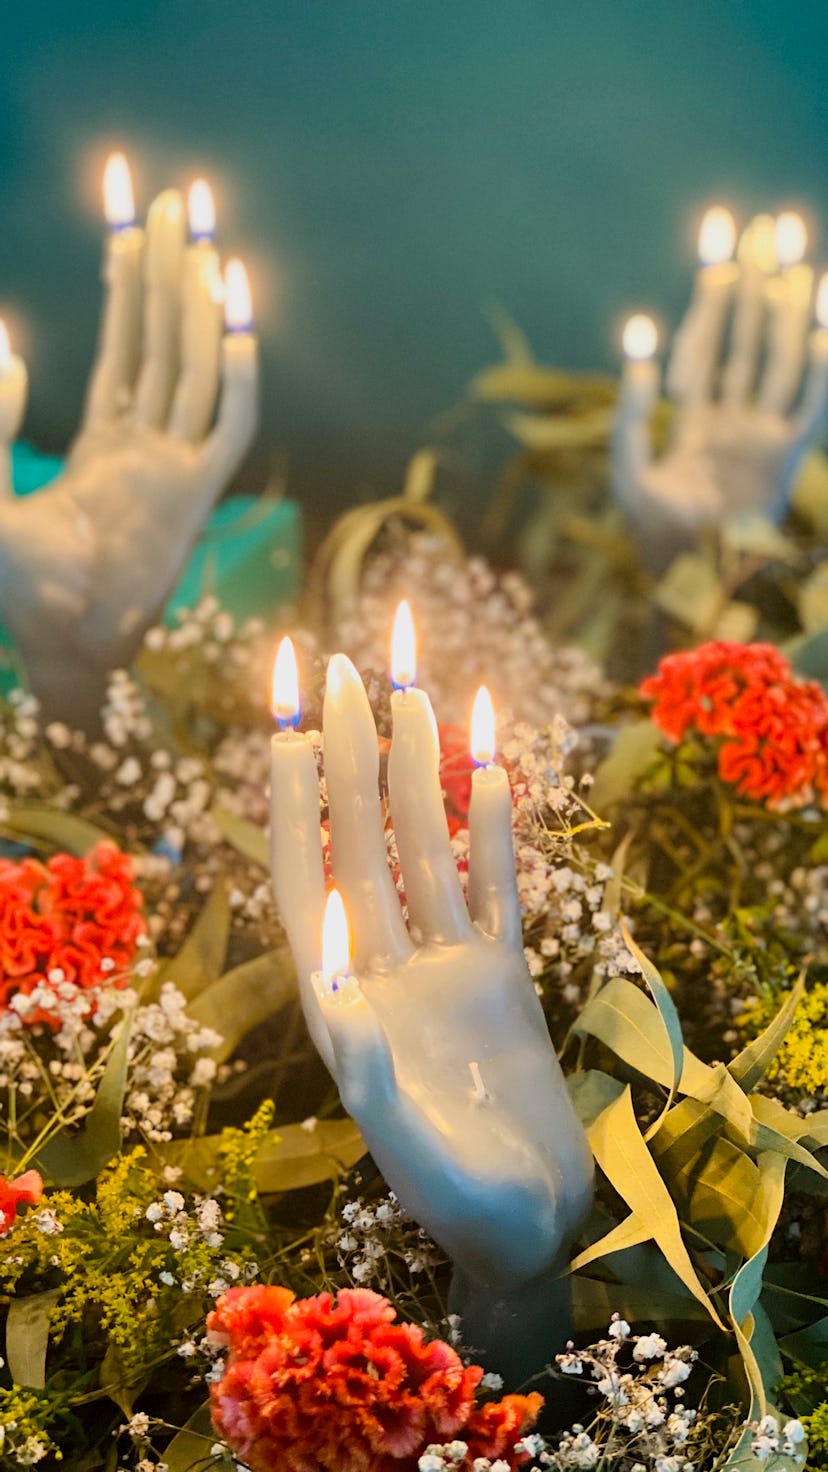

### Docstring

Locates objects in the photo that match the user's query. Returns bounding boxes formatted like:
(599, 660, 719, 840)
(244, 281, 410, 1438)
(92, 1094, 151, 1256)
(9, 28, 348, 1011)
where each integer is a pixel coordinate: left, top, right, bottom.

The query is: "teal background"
(2, 2, 827, 519)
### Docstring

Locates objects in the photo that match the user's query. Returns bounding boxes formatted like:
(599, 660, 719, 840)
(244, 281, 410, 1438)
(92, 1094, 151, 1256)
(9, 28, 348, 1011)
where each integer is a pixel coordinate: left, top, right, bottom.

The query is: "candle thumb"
(314, 978, 397, 1115)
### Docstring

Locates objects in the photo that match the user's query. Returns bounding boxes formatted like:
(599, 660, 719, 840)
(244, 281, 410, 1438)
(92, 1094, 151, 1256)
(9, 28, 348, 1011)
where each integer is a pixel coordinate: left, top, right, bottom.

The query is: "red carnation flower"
(208, 1285, 542, 1472)
(639, 641, 828, 810)
(0, 1170, 43, 1235)
(0, 841, 146, 1021)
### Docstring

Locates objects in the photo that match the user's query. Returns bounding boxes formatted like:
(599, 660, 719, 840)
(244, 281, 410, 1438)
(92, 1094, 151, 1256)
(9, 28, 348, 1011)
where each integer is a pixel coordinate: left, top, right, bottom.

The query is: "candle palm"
(270, 646, 594, 1386)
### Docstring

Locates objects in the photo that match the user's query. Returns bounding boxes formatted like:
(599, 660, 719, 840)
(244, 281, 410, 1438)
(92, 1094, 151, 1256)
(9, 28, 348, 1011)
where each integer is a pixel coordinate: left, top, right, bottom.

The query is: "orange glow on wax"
(271, 637, 300, 729)
(0, 321, 10, 374)
(322, 888, 351, 979)
(103, 152, 135, 228)
(622, 313, 658, 360)
(698, 206, 736, 266)
(470, 685, 496, 766)
(391, 599, 417, 690)
(224, 258, 253, 332)
(188, 178, 216, 240)
(775, 212, 807, 269)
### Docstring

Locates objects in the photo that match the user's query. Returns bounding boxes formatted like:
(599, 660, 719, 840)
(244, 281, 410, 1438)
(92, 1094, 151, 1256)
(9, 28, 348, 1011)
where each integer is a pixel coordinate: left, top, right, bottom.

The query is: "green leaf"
(1, 805, 113, 855)
(153, 883, 231, 1002)
(572, 1275, 711, 1335)
(654, 553, 724, 634)
(778, 1312, 828, 1369)
(162, 1402, 215, 1472)
(155, 1119, 366, 1195)
(671, 1137, 765, 1257)
(99, 1340, 147, 1418)
(5, 1289, 61, 1388)
(589, 721, 663, 813)
(620, 924, 684, 1130)
(729, 978, 805, 1090)
(720, 514, 799, 563)
(501, 408, 611, 451)
(567, 1069, 625, 1128)
(210, 806, 268, 869)
(470, 361, 614, 407)
(35, 1010, 133, 1187)
(712, 600, 759, 644)
(187, 947, 296, 1063)
(484, 303, 535, 365)
(574, 976, 709, 1096)
(728, 1152, 788, 1415)
(587, 1085, 723, 1326)
(569, 1212, 652, 1272)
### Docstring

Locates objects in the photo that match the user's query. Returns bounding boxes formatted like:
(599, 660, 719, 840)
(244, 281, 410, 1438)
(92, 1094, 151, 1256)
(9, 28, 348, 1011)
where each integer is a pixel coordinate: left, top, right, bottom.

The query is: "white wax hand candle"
(667, 205, 737, 408)
(0, 320, 28, 498)
(611, 204, 828, 554)
(84, 152, 144, 427)
(268, 614, 594, 1383)
(169, 179, 223, 442)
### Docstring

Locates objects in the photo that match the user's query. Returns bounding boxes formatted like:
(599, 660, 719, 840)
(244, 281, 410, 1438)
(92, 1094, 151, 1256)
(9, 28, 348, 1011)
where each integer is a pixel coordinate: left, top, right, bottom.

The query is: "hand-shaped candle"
(0, 153, 258, 729)
(270, 608, 594, 1386)
(613, 206, 828, 568)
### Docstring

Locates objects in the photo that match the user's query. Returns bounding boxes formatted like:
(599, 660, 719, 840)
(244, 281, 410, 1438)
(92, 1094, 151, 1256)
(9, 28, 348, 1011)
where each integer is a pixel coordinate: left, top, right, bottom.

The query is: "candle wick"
(468, 1060, 490, 1103)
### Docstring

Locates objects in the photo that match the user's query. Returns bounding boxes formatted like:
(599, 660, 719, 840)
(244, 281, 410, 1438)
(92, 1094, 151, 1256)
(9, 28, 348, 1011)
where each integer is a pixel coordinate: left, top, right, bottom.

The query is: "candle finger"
(169, 183, 224, 442)
(388, 688, 472, 944)
(721, 214, 775, 406)
(198, 266, 259, 489)
(269, 738, 332, 1069)
(611, 317, 660, 518)
(84, 154, 144, 428)
(758, 263, 814, 416)
(314, 975, 398, 1113)
(468, 766, 522, 950)
(132, 189, 187, 428)
(324, 655, 414, 969)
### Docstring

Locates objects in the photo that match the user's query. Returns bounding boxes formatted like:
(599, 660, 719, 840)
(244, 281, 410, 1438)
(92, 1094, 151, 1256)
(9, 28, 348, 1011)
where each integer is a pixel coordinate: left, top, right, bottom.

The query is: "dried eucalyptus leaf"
(5, 1289, 61, 1388)
(188, 948, 296, 1063)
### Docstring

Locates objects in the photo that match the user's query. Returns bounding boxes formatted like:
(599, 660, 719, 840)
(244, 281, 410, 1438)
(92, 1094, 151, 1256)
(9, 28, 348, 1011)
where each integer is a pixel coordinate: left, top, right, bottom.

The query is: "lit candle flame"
(188, 178, 216, 240)
(816, 273, 828, 331)
(0, 320, 10, 374)
(698, 205, 736, 266)
(224, 258, 253, 332)
(271, 636, 300, 729)
(775, 211, 807, 269)
(622, 313, 658, 360)
(322, 888, 351, 980)
(103, 152, 135, 229)
(390, 599, 416, 690)
(470, 685, 496, 766)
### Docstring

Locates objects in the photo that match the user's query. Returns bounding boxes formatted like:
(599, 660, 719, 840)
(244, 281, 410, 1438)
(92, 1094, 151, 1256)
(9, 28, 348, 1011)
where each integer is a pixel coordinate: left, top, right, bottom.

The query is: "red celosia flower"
(208, 1285, 542, 1472)
(639, 641, 828, 810)
(0, 842, 146, 1021)
(0, 1169, 43, 1235)
(438, 723, 476, 837)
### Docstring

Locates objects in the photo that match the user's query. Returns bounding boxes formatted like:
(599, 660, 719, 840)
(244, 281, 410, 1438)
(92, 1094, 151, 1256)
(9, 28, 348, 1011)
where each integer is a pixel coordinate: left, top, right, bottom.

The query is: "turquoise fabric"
(0, 443, 302, 692)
